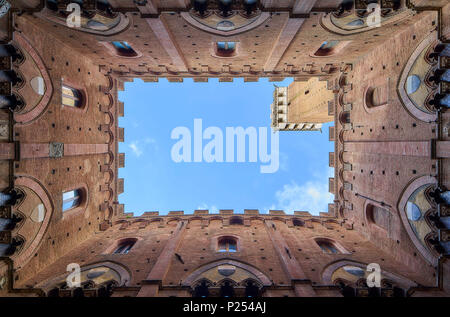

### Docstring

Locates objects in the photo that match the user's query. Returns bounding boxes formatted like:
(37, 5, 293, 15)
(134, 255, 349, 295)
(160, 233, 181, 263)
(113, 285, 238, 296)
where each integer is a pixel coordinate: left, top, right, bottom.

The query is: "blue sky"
(118, 78, 334, 216)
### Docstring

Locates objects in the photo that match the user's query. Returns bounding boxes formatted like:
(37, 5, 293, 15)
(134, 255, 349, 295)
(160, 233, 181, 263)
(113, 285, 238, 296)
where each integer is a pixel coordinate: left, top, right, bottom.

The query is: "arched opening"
(111, 41, 138, 57)
(339, 111, 351, 124)
(244, 280, 260, 297)
(113, 238, 137, 254)
(229, 217, 243, 225)
(61, 84, 84, 108)
(365, 85, 389, 108)
(220, 281, 235, 297)
(193, 280, 210, 297)
(73, 287, 84, 298)
(215, 42, 237, 57)
(315, 238, 341, 254)
(366, 204, 390, 230)
(292, 219, 304, 227)
(192, 0, 208, 16)
(62, 188, 84, 212)
(314, 41, 349, 57)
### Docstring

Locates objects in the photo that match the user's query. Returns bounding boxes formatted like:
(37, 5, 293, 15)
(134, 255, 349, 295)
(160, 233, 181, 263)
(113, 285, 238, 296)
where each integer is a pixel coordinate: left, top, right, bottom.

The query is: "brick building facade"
(0, 0, 449, 297)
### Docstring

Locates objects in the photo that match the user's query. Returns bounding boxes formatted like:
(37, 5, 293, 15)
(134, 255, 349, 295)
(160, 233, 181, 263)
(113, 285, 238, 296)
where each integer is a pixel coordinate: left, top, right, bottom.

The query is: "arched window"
(365, 85, 389, 108)
(62, 189, 83, 212)
(62, 84, 83, 108)
(193, 280, 209, 297)
(293, 219, 304, 227)
(113, 239, 136, 254)
(218, 237, 237, 252)
(316, 239, 339, 254)
(46, 0, 58, 11)
(215, 42, 236, 57)
(314, 41, 341, 57)
(339, 111, 351, 124)
(193, 0, 208, 15)
(111, 41, 138, 57)
(367, 204, 391, 230)
(245, 280, 260, 297)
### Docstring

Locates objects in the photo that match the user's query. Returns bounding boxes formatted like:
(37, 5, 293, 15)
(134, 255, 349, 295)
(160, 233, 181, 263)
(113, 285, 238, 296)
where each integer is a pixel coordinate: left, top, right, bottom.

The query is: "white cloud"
(197, 203, 219, 214)
(129, 141, 143, 157)
(128, 138, 158, 157)
(268, 180, 333, 216)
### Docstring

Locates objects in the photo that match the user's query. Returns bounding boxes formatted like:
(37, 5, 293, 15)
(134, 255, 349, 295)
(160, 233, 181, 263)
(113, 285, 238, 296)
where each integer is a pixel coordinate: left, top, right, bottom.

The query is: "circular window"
(406, 201, 422, 221)
(30, 76, 45, 96)
(406, 75, 421, 94)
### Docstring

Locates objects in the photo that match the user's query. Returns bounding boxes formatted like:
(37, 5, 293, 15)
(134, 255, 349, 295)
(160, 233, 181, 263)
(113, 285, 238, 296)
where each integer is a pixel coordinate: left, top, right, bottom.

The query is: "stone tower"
(271, 77, 334, 131)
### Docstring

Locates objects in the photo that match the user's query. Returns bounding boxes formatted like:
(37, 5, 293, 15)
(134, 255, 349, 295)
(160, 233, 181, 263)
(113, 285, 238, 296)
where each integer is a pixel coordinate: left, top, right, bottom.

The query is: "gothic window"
(193, 280, 209, 297)
(367, 204, 390, 230)
(218, 237, 237, 252)
(111, 41, 138, 57)
(113, 239, 136, 254)
(46, 0, 58, 11)
(314, 41, 340, 57)
(215, 42, 236, 57)
(62, 84, 83, 108)
(62, 189, 83, 212)
(193, 0, 208, 15)
(316, 239, 339, 254)
(220, 281, 235, 297)
(245, 280, 260, 297)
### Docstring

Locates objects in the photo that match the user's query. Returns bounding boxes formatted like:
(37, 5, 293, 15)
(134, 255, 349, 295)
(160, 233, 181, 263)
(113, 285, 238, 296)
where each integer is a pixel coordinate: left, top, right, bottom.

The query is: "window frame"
(60, 79, 88, 113)
(314, 237, 350, 254)
(215, 235, 240, 253)
(62, 189, 83, 212)
(61, 184, 88, 219)
(212, 41, 239, 58)
(110, 238, 138, 255)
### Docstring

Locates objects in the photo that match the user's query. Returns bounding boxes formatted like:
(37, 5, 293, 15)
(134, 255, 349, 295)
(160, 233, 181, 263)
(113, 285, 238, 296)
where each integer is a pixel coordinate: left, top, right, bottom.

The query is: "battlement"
(118, 207, 340, 220)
